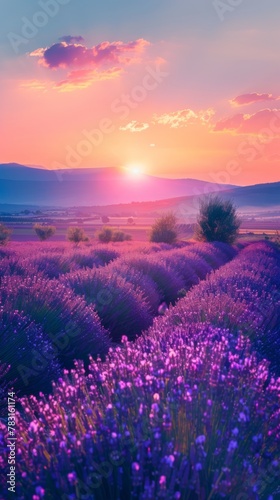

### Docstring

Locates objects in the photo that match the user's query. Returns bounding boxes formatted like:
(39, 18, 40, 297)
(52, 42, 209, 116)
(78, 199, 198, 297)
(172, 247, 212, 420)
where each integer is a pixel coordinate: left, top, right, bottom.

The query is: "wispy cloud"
(154, 108, 215, 128)
(20, 80, 49, 91)
(119, 121, 149, 133)
(55, 67, 123, 91)
(230, 92, 279, 107)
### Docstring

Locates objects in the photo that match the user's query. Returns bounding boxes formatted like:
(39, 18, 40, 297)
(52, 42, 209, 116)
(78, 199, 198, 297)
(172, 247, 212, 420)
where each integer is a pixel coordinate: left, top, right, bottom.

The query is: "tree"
(67, 227, 89, 245)
(273, 230, 280, 247)
(0, 223, 12, 245)
(150, 213, 178, 244)
(127, 217, 135, 225)
(33, 224, 56, 242)
(101, 215, 110, 223)
(195, 196, 241, 244)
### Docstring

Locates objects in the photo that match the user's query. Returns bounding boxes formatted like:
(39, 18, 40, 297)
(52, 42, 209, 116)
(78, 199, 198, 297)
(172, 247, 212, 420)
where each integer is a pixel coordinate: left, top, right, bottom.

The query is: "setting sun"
(125, 163, 145, 177)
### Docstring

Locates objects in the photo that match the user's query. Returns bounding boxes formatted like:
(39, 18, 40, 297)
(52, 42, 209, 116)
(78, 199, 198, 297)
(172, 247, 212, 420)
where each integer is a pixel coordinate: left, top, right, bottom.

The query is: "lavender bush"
(0, 308, 62, 395)
(61, 268, 153, 342)
(151, 242, 280, 374)
(0, 276, 110, 369)
(31, 254, 74, 279)
(4, 328, 279, 499)
(119, 256, 186, 304)
(1, 240, 279, 499)
(107, 261, 162, 314)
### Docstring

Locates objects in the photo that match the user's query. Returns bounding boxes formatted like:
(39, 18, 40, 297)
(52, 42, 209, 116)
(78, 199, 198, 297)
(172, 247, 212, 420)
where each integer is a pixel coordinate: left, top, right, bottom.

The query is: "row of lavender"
(1, 241, 279, 499)
(0, 242, 235, 396)
(150, 240, 280, 374)
(59, 242, 236, 341)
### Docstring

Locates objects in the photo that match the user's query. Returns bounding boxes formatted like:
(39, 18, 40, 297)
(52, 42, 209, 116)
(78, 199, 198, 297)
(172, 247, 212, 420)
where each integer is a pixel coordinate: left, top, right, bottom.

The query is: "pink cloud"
(29, 37, 150, 91)
(214, 108, 280, 135)
(230, 93, 278, 107)
(31, 38, 150, 69)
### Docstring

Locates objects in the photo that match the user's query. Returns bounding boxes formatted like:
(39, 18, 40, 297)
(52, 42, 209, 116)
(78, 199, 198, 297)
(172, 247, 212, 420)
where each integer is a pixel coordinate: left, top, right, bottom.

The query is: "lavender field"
(0, 239, 280, 499)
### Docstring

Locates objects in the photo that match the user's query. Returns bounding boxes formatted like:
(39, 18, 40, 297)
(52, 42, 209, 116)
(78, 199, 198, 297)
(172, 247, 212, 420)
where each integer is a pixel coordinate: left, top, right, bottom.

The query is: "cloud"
(154, 108, 215, 128)
(29, 47, 46, 58)
(29, 37, 150, 91)
(59, 35, 85, 44)
(214, 108, 280, 135)
(30, 38, 150, 69)
(230, 93, 278, 107)
(20, 80, 49, 91)
(119, 121, 150, 133)
(119, 109, 215, 134)
(20, 68, 123, 92)
(55, 67, 123, 91)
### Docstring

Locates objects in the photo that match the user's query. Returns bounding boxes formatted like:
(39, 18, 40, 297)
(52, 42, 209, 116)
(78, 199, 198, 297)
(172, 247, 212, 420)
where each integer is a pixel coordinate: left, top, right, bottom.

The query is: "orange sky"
(1, 1, 280, 185)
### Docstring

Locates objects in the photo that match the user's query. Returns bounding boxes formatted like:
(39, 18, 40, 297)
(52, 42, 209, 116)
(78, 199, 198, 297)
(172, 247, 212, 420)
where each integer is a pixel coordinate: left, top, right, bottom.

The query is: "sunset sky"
(1, 0, 280, 185)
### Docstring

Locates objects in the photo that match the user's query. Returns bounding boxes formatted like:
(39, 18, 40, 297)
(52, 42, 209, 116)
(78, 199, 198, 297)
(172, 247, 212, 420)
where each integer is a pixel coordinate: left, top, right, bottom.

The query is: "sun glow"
(124, 163, 145, 177)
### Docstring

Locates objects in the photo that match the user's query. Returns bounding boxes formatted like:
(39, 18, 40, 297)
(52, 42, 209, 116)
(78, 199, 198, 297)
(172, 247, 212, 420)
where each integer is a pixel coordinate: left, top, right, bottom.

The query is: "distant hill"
(0, 163, 235, 207)
(79, 181, 280, 218)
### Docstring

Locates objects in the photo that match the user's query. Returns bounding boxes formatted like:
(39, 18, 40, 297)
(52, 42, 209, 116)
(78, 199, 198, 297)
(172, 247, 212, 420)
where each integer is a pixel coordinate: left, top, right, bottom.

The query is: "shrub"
(33, 223, 56, 241)
(122, 255, 185, 304)
(71, 248, 120, 269)
(67, 226, 89, 245)
(70, 250, 103, 269)
(98, 227, 132, 243)
(187, 242, 235, 270)
(150, 213, 178, 244)
(108, 261, 161, 314)
(61, 268, 153, 342)
(158, 250, 200, 288)
(0, 255, 37, 281)
(0, 223, 12, 245)
(0, 309, 62, 395)
(92, 248, 120, 265)
(127, 217, 134, 224)
(273, 230, 280, 247)
(112, 231, 132, 242)
(0, 276, 110, 369)
(31, 253, 73, 279)
(195, 196, 241, 244)
(97, 226, 113, 243)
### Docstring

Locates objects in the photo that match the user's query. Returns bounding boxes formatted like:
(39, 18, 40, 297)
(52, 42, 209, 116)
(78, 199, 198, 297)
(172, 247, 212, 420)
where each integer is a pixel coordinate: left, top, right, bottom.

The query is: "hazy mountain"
(79, 182, 280, 218)
(0, 163, 236, 207)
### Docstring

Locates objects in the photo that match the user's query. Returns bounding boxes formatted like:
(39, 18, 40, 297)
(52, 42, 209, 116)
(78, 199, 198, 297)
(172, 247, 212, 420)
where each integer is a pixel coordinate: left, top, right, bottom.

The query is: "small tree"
(101, 215, 110, 224)
(195, 196, 241, 244)
(67, 227, 89, 245)
(127, 217, 135, 225)
(0, 223, 12, 246)
(97, 227, 113, 243)
(33, 224, 56, 242)
(150, 213, 178, 244)
(273, 230, 280, 248)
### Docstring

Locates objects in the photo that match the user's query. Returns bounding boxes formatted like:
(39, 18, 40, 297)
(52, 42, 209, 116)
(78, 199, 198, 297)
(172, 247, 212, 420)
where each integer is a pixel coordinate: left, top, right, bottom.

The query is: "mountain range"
(0, 163, 235, 207)
(0, 163, 279, 212)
